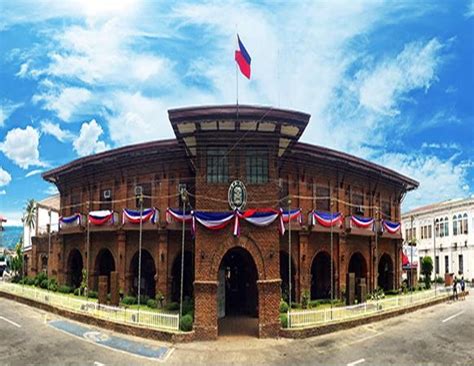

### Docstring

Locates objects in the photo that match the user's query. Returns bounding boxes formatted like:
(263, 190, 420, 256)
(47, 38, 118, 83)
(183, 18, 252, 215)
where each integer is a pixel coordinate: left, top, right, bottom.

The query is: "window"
(135, 183, 151, 208)
(352, 193, 364, 215)
(246, 149, 268, 184)
(316, 186, 330, 212)
(100, 188, 112, 210)
(70, 192, 81, 215)
(453, 215, 458, 236)
(435, 219, 440, 237)
(459, 254, 463, 274)
(444, 255, 449, 274)
(458, 214, 463, 235)
(381, 201, 391, 219)
(428, 225, 432, 238)
(463, 213, 468, 234)
(207, 147, 229, 183)
(444, 216, 449, 236)
(435, 256, 439, 274)
(405, 229, 409, 240)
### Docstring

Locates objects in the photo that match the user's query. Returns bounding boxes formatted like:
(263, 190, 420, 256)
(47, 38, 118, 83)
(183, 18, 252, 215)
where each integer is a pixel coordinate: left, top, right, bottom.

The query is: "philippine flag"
(235, 35, 251, 79)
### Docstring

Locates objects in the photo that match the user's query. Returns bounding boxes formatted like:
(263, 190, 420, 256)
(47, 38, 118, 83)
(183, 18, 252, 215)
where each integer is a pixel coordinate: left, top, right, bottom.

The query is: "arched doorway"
(311, 251, 334, 300)
(218, 247, 258, 317)
(129, 250, 156, 299)
(171, 251, 194, 302)
(94, 249, 115, 293)
(378, 254, 394, 291)
(348, 252, 368, 284)
(279, 251, 296, 303)
(67, 249, 83, 289)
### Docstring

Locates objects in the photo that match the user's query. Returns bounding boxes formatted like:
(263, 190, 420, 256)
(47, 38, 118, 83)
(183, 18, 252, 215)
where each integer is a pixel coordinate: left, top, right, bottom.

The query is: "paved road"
(0, 293, 473, 365)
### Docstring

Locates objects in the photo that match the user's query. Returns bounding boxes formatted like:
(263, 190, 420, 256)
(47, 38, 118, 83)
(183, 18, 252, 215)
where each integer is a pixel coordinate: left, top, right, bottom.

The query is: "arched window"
(435, 219, 440, 237)
(463, 213, 468, 234)
(458, 214, 463, 234)
(440, 218, 444, 238)
(453, 215, 458, 236)
(444, 216, 449, 236)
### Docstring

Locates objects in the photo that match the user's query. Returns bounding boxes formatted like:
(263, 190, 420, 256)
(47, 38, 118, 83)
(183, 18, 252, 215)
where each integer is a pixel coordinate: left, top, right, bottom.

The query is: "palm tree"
(22, 199, 36, 279)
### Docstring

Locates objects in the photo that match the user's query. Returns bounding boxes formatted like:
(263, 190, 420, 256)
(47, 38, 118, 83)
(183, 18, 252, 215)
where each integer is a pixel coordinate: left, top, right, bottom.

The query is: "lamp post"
(137, 192, 144, 315)
(179, 185, 187, 321)
(288, 197, 292, 327)
(330, 195, 334, 319)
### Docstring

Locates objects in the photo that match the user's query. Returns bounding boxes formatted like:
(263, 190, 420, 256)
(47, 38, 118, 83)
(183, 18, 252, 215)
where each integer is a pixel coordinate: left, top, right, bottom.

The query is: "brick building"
(29, 105, 418, 339)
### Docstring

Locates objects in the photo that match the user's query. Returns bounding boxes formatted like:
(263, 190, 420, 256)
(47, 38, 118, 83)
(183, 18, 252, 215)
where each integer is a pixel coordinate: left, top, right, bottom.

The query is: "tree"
(421, 256, 433, 289)
(24, 199, 37, 247)
(11, 242, 24, 277)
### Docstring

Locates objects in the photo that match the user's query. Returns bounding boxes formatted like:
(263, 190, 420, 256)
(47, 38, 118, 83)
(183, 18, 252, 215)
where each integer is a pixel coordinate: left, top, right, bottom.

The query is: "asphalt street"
(0, 293, 473, 365)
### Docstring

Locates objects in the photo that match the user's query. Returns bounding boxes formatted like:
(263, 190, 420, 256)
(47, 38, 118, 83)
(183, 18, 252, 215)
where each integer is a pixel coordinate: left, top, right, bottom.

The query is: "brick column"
(194, 280, 218, 340)
(298, 232, 310, 301)
(257, 279, 281, 338)
(117, 231, 126, 294)
(31, 239, 38, 276)
(339, 235, 347, 296)
(156, 232, 168, 299)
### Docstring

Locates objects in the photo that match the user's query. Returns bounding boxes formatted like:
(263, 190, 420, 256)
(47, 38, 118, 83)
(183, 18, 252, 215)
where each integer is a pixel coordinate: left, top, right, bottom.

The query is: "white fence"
(0, 282, 179, 331)
(288, 287, 451, 329)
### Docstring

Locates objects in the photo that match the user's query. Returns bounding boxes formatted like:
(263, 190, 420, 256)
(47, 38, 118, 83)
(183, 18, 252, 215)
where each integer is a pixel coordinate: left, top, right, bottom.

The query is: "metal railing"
(288, 287, 451, 328)
(0, 282, 179, 331)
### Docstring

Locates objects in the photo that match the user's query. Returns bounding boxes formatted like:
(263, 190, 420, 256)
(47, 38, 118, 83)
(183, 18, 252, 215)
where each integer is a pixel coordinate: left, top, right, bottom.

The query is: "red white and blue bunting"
(236, 209, 281, 236)
(193, 211, 235, 234)
(382, 219, 401, 234)
(350, 215, 375, 230)
(166, 208, 193, 224)
(59, 213, 82, 228)
(279, 209, 303, 235)
(311, 211, 343, 228)
(89, 210, 115, 226)
(122, 208, 158, 224)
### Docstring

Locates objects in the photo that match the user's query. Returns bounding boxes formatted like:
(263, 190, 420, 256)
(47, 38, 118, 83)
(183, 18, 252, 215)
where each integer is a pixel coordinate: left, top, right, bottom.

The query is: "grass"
(120, 304, 177, 314)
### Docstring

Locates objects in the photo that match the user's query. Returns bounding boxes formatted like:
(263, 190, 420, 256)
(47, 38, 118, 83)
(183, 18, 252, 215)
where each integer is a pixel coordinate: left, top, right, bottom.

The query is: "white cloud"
(376, 152, 471, 211)
(25, 169, 43, 178)
(421, 142, 460, 150)
(33, 86, 92, 122)
(358, 38, 443, 116)
(73, 119, 109, 157)
(466, 0, 474, 18)
(0, 166, 12, 187)
(0, 126, 45, 169)
(0, 100, 23, 127)
(0, 190, 6, 195)
(40, 120, 75, 142)
(44, 185, 59, 195)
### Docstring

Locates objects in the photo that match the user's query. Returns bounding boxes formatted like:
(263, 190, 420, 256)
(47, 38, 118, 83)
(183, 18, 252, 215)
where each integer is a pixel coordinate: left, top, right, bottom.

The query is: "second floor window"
(246, 149, 268, 184)
(70, 193, 81, 215)
(207, 147, 228, 183)
(316, 186, 330, 212)
(100, 188, 112, 210)
(381, 201, 391, 219)
(352, 193, 364, 215)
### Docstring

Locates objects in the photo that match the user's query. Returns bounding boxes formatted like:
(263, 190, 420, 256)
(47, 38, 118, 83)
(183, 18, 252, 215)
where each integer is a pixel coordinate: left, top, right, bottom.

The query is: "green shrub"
(301, 290, 310, 309)
(122, 296, 137, 305)
(308, 300, 319, 308)
(180, 314, 193, 331)
(58, 285, 72, 294)
(280, 313, 288, 328)
(26, 277, 35, 286)
(47, 278, 58, 292)
(88, 290, 98, 299)
(39, 279, 49, 289)
(34, 272, 48, 287)
(385, 289, 400, 296)
(182, 297, 194, 315)
(147, 299, 158, 309)
(290, 303, 302, 309)
(435, 276, 444, 284)
(73, 288, 81, 296)
(279, 300, 289, 313)
(165, 302, 179, 311)
(138, 295, 149, 305)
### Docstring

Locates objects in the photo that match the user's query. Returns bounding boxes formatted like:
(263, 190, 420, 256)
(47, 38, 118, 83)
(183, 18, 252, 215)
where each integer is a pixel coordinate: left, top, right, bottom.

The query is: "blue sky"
(0, 0, 473, 225)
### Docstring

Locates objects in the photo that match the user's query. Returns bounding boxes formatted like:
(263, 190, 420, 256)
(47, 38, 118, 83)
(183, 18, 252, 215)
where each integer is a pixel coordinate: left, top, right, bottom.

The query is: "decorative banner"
(279, 209, 303, 235)
(382, 219, 401, 234)
(350, 215, 375, 230)
(122, 208, 157, 224)
(59, 213, 82, 229)
(193, 211, 235, 233)
(311, 211, 343, 228)
(166, 208, 193, 224)
(89, 210, 115, 226)
(235, 209, 280, 236)
(402, 244, 418, 269)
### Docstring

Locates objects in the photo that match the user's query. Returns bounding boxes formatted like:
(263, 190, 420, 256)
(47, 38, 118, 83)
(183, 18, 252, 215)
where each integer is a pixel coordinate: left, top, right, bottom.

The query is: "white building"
(23, 195, 60, 250)
(401, 197, 474, 282)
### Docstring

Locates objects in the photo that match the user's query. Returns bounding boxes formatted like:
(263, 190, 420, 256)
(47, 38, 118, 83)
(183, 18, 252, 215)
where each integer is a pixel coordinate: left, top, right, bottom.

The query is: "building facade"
(29, 105, 417, 339)
(401, 197, 474, 282)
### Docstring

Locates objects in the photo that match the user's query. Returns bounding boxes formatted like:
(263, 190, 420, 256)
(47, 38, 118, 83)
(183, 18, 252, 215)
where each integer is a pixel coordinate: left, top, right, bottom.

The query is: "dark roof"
(292, 142, 419, 190)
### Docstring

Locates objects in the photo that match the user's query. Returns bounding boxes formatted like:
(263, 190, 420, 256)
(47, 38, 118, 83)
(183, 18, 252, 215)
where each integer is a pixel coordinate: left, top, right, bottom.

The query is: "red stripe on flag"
(235, 51, 251, 79)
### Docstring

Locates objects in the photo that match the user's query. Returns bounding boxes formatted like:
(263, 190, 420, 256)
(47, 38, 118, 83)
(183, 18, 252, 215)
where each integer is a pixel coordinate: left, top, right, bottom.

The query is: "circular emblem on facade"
(228, 180, 247, 210)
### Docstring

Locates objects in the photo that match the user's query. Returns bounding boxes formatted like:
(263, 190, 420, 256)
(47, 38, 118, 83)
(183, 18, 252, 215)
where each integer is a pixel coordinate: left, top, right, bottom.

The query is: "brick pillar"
(298, 232, 310, 301)
(31, 239, 38, 277)
(339, 236, 347, 297)
(110, 271, 119, 306)
(194, 280, 218, 340)
(117, 231, 126, 293)
(369, 238, 374, 292)
(156, 232, 168, 299)
(257, 278, 281, 338)
(98, 275, 108, 304)
(125, 272, 133, 295)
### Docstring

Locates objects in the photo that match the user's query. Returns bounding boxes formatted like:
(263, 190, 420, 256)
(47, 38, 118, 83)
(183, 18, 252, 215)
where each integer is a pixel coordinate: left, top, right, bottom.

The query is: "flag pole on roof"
(234, 33, 252, 111)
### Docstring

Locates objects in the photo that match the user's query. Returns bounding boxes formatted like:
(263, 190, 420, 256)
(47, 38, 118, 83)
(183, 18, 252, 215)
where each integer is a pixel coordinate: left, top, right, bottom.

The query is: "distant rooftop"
(38, 194, 60, 211)
(402, 196, 474, 217)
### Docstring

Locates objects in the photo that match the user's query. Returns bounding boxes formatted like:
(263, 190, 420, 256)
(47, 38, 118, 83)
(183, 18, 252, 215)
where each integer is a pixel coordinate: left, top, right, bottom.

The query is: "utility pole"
(288, 197, 292, 327)
(433, 217, 437, 296)
(179, 185, 187, 322)
(330, 195, 334, 319)
(47, 209, 52, 289)
(137, 192, 144, 315)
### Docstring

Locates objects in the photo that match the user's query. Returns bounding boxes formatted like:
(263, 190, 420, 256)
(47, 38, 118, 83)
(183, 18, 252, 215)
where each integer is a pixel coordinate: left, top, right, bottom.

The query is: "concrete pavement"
(0, 293, 473, 365)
